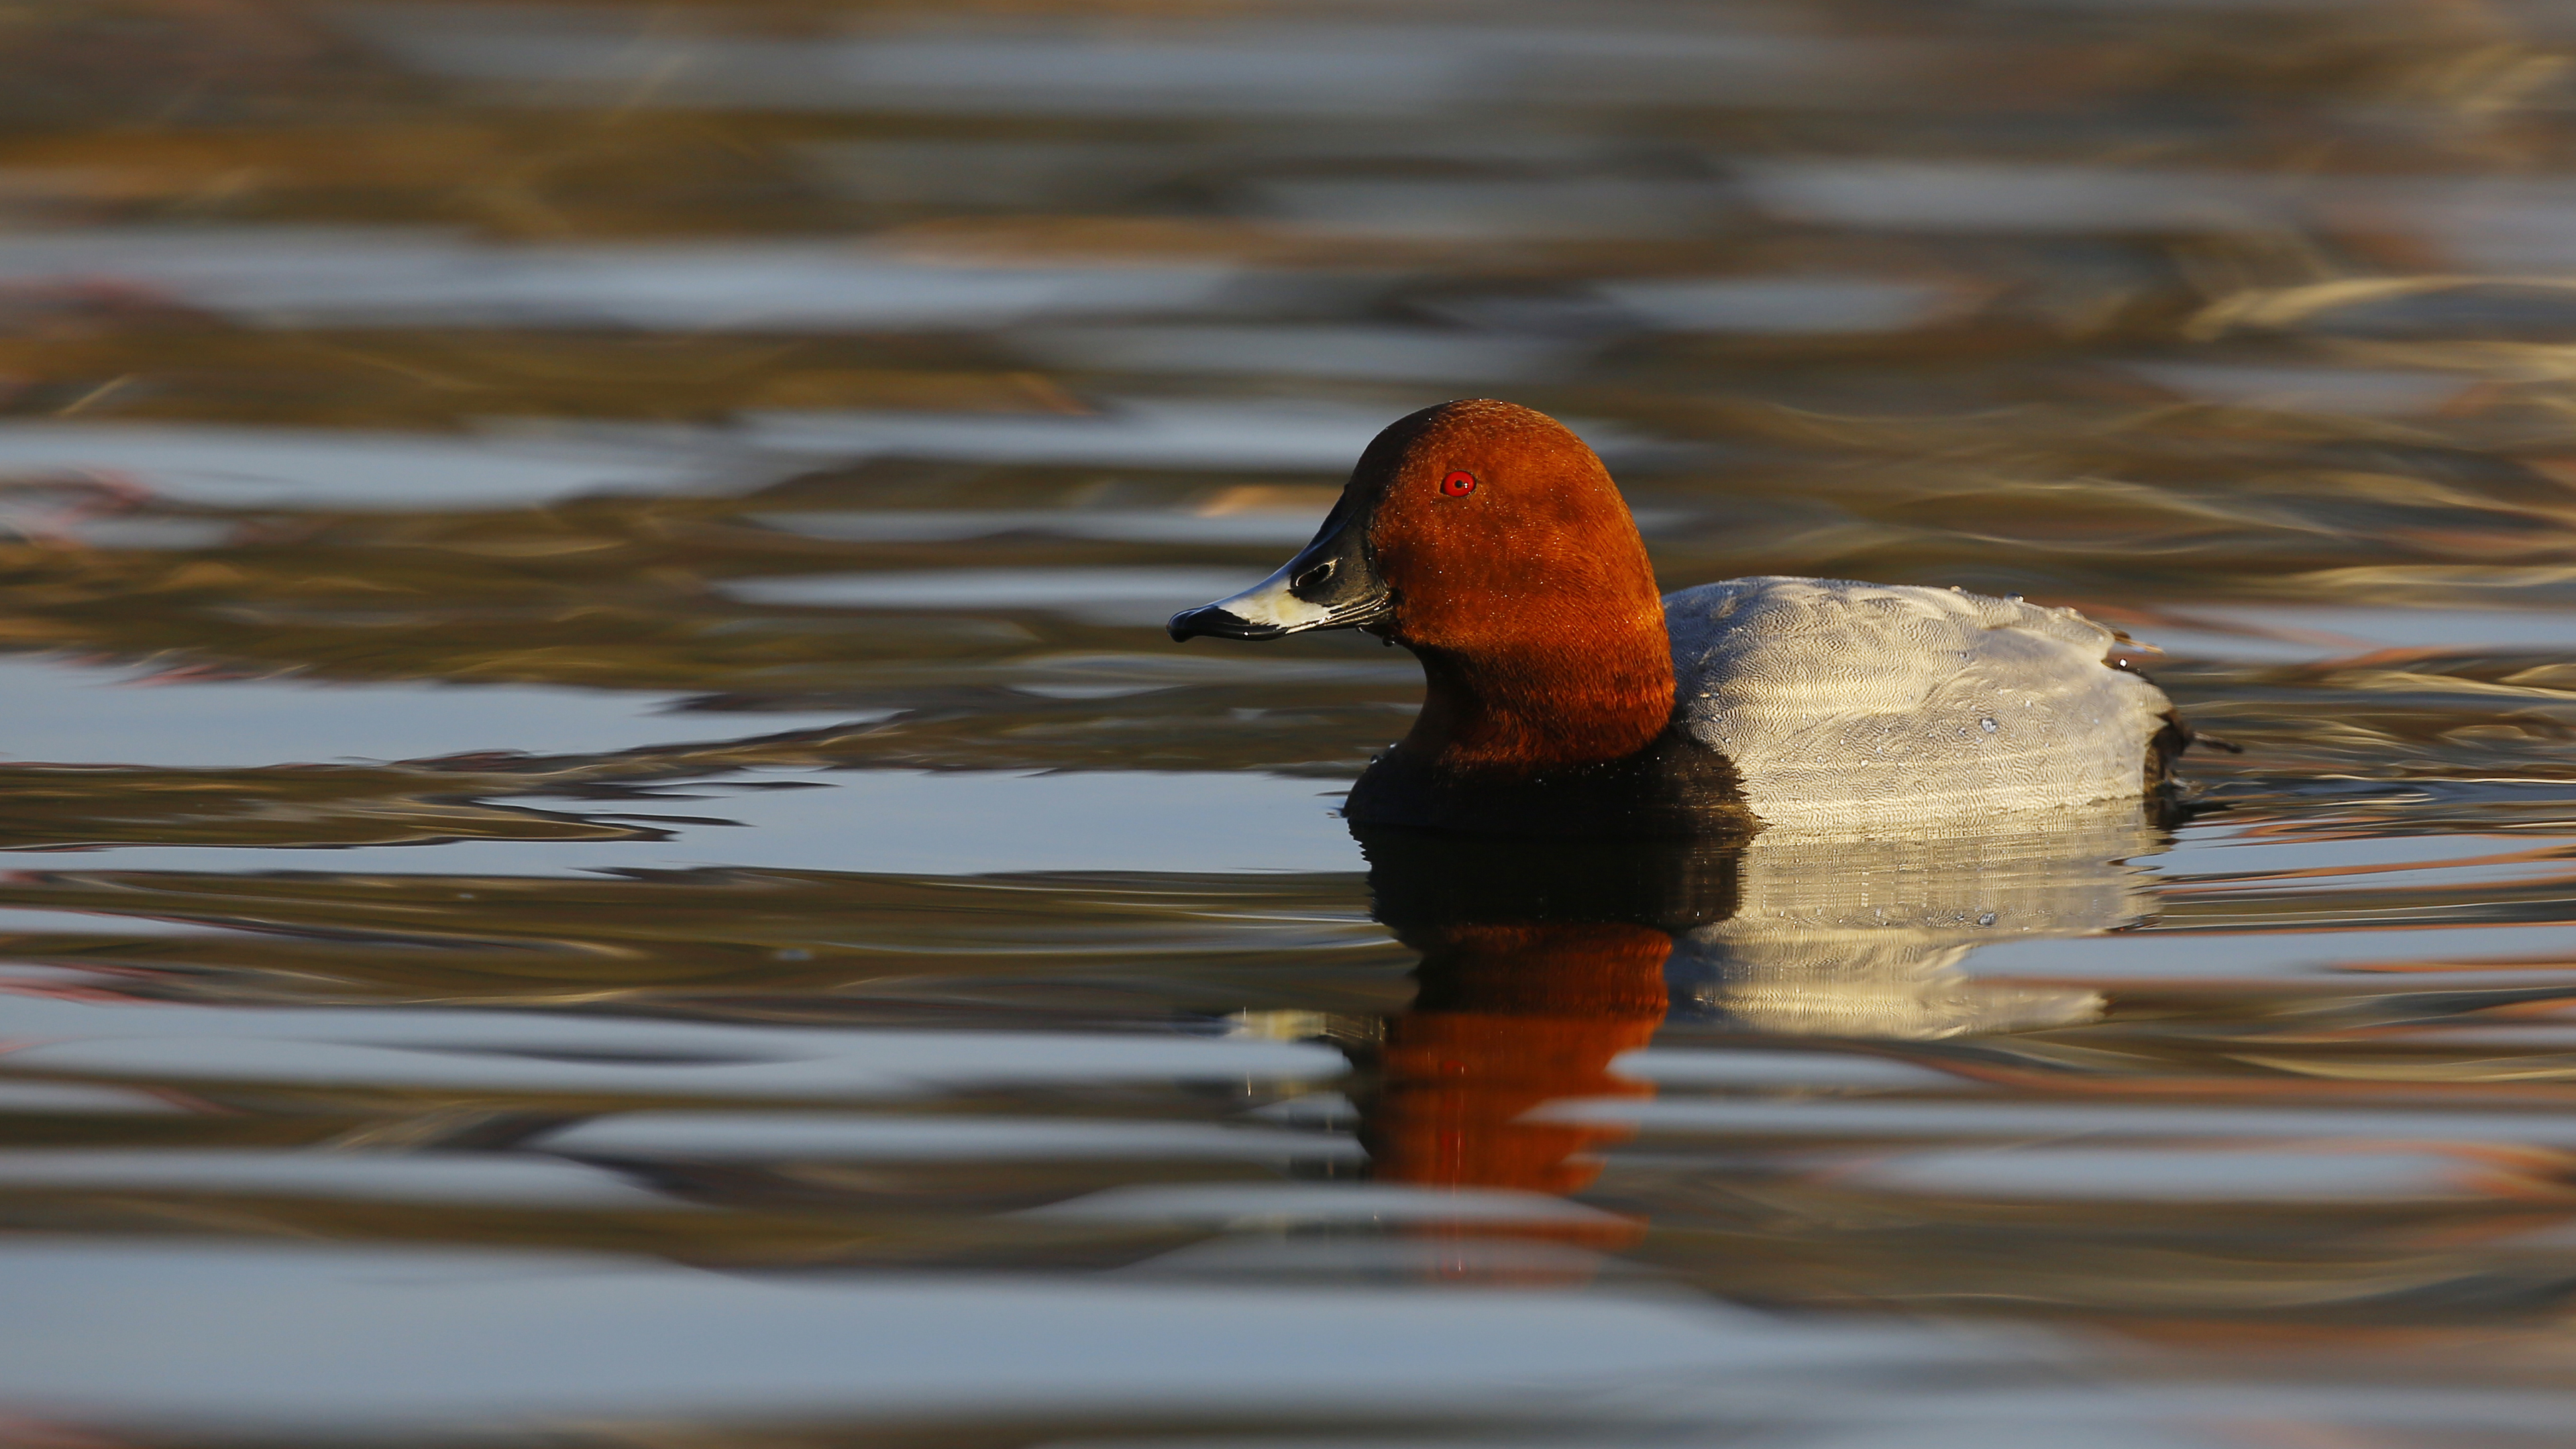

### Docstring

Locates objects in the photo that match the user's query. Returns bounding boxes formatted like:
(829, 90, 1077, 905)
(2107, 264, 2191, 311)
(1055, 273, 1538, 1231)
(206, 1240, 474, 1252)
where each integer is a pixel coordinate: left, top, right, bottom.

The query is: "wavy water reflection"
(15, 0, 2576, 1443)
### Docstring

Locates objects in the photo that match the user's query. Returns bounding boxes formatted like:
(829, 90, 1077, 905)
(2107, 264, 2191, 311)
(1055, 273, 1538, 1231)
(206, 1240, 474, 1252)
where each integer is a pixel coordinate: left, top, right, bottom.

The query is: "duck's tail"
(2146, 708, 2239, 794)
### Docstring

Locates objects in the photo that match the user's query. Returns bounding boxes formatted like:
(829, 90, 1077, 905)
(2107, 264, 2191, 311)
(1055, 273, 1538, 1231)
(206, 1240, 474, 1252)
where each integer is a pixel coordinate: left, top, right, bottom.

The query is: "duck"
(1348, 818, 2141, 1198)
(1169, 398, 2204, 836)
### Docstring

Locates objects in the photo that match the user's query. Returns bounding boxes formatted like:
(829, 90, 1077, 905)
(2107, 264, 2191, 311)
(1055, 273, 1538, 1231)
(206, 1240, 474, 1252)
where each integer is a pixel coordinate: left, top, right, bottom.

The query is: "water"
(10, 0, 2576, 1444)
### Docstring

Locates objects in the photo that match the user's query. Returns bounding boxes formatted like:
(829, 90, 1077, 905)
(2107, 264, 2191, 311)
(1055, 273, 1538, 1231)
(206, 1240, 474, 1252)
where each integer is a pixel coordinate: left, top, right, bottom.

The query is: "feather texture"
(1666, 576, 2171, 828)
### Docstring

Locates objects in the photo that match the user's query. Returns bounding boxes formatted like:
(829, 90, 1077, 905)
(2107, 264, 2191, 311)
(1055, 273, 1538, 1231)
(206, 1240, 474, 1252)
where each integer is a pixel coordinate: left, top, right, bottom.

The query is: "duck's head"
(1171, 398, 1672, 774)
(1167, 398, 1654, 649)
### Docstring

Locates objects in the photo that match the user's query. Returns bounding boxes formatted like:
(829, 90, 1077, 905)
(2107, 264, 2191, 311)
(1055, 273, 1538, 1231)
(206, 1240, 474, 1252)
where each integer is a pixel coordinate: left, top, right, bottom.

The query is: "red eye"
(1440, 470, 1477, 497)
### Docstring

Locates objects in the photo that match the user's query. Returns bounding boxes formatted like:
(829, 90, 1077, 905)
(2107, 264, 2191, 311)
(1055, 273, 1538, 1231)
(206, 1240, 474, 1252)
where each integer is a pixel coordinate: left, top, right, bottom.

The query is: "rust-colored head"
(1171, 400, 1674, 775)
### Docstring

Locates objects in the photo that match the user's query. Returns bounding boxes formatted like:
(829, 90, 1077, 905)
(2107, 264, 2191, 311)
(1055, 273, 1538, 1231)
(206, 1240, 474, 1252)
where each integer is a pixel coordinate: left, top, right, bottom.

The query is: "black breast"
(1342, 728, 1753, 839)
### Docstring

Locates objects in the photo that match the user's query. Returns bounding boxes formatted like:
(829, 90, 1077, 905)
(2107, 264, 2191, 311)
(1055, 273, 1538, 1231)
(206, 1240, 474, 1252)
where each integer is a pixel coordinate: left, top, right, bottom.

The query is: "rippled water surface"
(21, 1, 2576, 1445)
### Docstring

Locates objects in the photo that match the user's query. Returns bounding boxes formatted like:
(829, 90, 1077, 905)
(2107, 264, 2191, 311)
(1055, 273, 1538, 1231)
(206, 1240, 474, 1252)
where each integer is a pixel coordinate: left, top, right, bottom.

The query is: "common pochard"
(1169, 399, 2203, 835)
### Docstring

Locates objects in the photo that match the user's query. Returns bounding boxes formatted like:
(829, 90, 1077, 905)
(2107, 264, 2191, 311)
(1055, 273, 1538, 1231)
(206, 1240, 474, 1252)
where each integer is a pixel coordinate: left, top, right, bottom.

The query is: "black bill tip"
(1168, 604, 1286, 643)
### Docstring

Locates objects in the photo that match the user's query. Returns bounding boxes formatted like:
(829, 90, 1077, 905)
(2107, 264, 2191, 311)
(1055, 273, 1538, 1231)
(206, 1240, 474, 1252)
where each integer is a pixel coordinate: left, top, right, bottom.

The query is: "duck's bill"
(1169, 502, 1391, 642)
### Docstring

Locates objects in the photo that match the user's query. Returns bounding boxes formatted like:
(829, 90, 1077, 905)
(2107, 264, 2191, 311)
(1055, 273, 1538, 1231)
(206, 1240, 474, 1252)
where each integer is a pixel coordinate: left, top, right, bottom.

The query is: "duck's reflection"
(1672, 812, 2159, 1040)
(1351, 809, 2164, 1202)
(1357, 832, 1737, 1199)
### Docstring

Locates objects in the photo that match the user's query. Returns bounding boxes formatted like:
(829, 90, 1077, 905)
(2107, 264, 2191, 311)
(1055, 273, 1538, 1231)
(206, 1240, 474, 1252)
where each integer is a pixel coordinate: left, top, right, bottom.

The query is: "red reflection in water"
(1364, 921, 1670, 1242)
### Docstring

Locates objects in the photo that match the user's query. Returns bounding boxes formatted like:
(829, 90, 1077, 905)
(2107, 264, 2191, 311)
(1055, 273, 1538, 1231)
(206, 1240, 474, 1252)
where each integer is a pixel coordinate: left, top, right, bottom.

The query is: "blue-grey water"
(10, 2, 2576, 1446)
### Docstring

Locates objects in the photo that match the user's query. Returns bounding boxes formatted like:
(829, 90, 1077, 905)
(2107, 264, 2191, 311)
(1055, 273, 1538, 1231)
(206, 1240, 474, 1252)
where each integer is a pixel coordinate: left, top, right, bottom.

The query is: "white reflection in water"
(1667, 811, 2155, 1038)
(1826, 1145, 2500, 1201)
(0, 1239, 2015, 1431)
(2125, 361, 2474, 417)
(1022, 1182, 1625, 1228)
(2138, 604, 2576, 661)
(0, 655, 869, 768)
(17, 1242, 2576, 1441)
(1011, 323, 1578, 382)
(0, 993, 1343, 1099)
(751, 507, 1337, 547)
(0, 906, 225, 936)
(0, 1081, 180, 1115)
(335, 7, 1911, 117)
(0, 991, 1332, 1063)
(17, 1034, 1152, 1098)
(2384, 183, 2576, 274)
(0, 421, 772, 510)
(1251, 177, 1733, 241)
(0, 768, 1359, 875)
(1123, 1236, 1631, 1283)
(540, 1112, 1360, 1163)
(1737, 161, 2329, 233)
(1055, 1432, 2241, 1449)
(740, 398, 1652, 470)
(0, 227, 1243, 331)
(754, 504, 1702, 547)
(1535, 1095, 2576, 1148)
(1966, 920, 2576, 985)
(352, 19, 1459, 118)
(2153, 822, 2576, 894)
(0, 1150, 671, 1206)
(1346, 813, 2151, 1201)
(720, 566, 1261, 625)
(1591, 276, 1974, 334)
(802, 139, 1215, 210)
(1735, 162, 2576, 276)
(1611, 1048, 1964, 1090)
